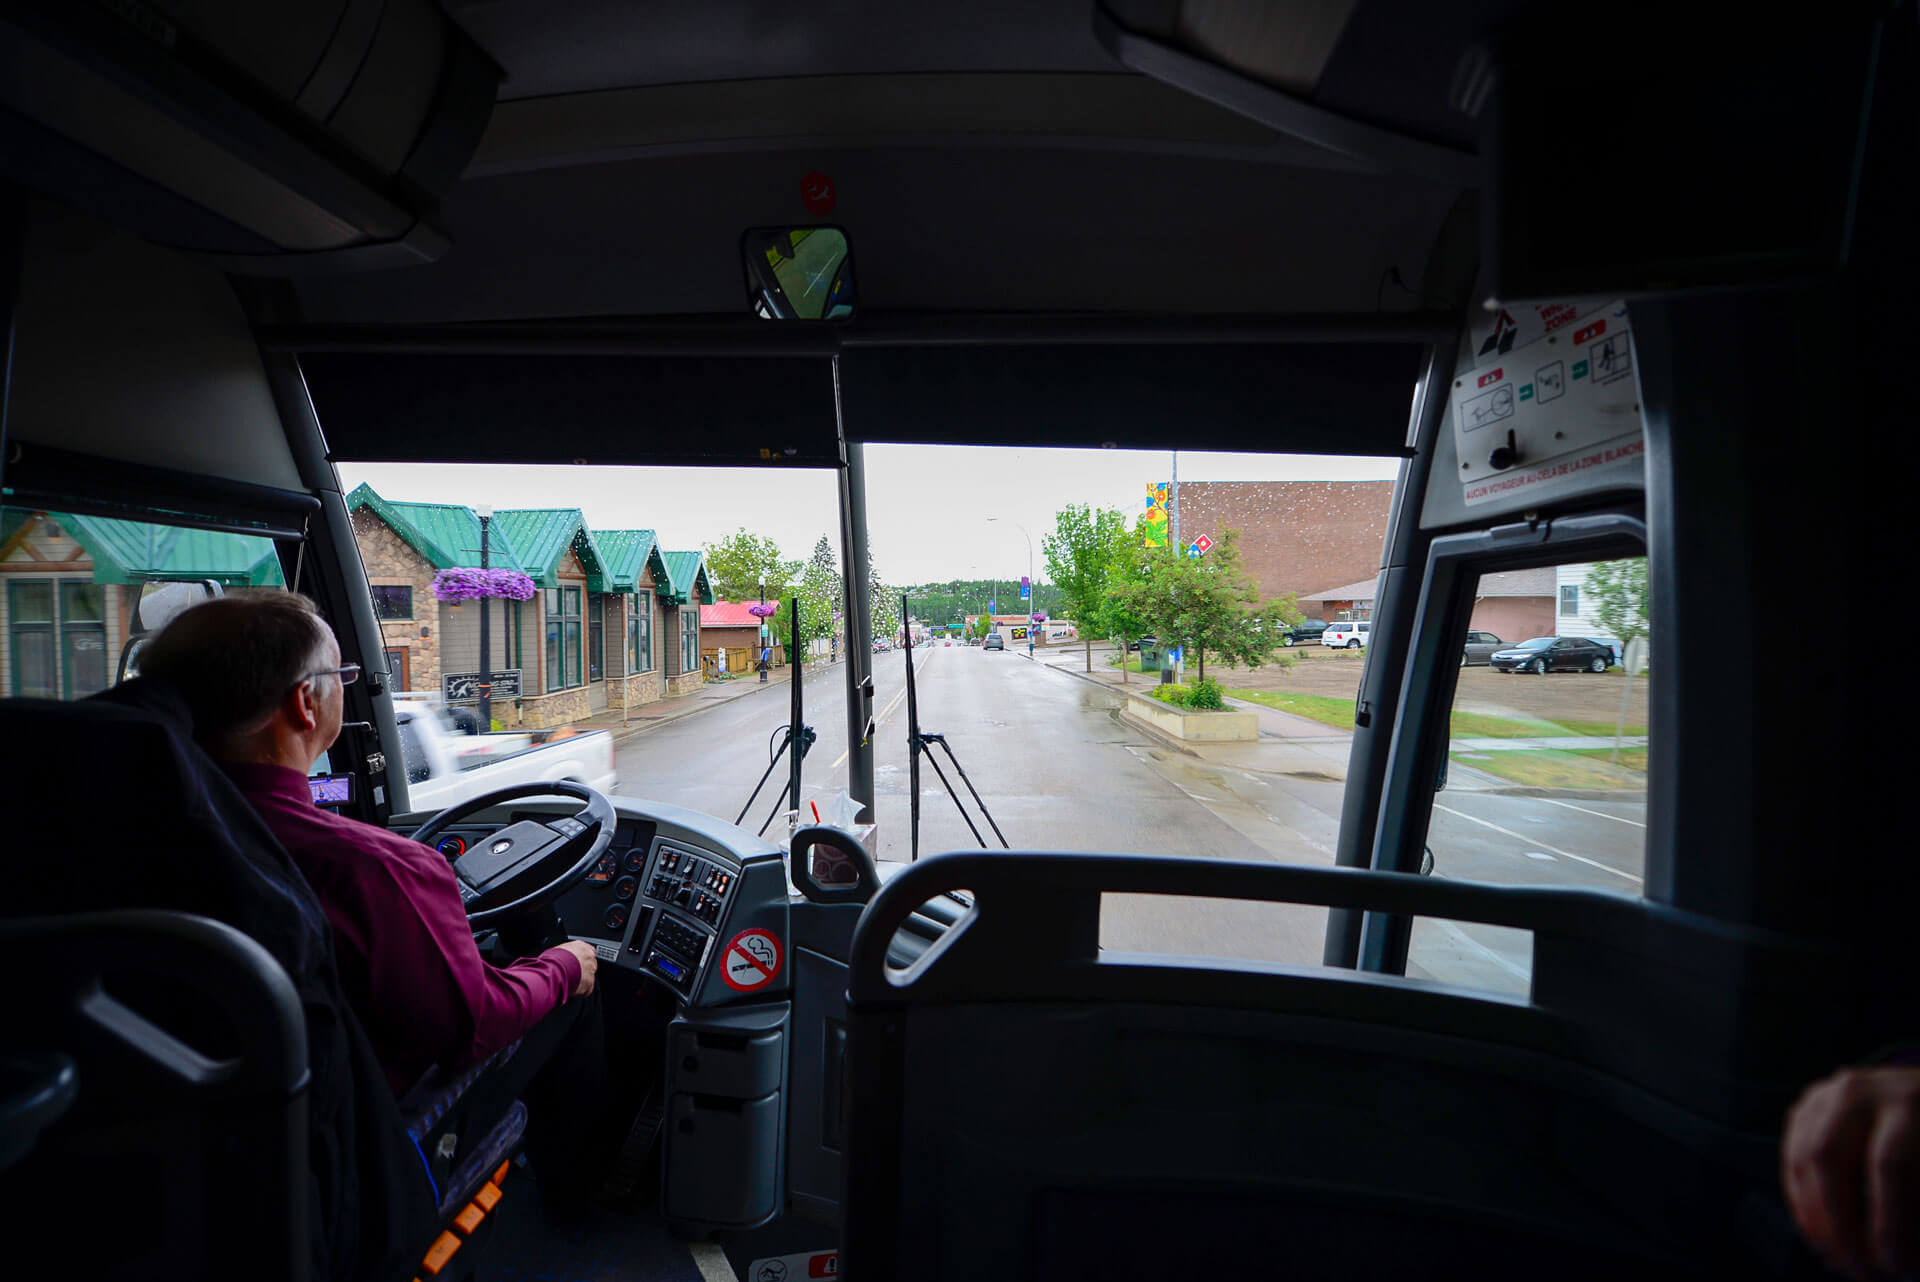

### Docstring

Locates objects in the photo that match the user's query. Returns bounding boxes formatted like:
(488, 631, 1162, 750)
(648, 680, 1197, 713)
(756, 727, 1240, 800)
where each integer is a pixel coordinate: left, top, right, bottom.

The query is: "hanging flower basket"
(431, 567, 537, 603)
(746, 602, 779, 618)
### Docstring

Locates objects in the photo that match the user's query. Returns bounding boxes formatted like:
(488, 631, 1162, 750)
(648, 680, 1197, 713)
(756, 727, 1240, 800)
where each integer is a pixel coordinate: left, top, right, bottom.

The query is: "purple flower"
(430, 567, 538, 602)
(747, 602, 779, 618)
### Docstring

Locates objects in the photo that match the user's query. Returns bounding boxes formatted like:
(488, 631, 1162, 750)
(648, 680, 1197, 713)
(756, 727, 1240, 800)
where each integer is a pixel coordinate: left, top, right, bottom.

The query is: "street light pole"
(476, 503, 492, 731)
(989, 518, 1035, 654)
(758, 578, 768, 682)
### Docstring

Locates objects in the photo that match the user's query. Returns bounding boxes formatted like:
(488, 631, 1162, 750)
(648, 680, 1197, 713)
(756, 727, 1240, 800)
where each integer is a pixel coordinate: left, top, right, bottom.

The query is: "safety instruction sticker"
(721, 928, 784, 992)
(747, 1249, 838, 1281)
(1452, 299, 1645, 507)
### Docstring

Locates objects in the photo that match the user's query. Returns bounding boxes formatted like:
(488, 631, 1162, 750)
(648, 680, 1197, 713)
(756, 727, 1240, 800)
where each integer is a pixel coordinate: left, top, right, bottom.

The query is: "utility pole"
(476, 504, 492, 731)
(1171, 451, 1182, 682)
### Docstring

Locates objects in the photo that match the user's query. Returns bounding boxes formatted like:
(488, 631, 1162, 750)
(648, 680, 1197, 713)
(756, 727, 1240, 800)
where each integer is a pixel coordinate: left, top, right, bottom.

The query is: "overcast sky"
(336, 447, 1400, 588)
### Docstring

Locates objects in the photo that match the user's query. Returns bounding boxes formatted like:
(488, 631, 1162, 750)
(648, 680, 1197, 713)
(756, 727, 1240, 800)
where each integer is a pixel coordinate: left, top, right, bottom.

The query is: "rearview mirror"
(743, 227, 855, 320)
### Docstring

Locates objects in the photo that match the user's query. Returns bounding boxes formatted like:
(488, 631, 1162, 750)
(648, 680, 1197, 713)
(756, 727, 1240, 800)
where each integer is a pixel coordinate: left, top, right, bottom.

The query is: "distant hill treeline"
(900, 578, 1063, 628)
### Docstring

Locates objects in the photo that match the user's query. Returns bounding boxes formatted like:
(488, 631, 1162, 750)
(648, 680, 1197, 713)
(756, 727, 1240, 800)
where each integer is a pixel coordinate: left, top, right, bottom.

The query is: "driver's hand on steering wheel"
(557, 939, 599, 998)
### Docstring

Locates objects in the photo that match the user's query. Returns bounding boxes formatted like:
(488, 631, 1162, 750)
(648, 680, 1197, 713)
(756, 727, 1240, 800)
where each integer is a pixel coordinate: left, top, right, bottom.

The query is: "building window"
(681, 609, 699, 675)
(8, 580, 57, 699)
(631, 591, 653, 672)
(588, 592, 604, 683)
(60, 582, 107, 699)
(545, 585, 583, 690)
(7, 579, 107, 700)
(370, 584, 413, 620)
(1560, 584, 1580, 616)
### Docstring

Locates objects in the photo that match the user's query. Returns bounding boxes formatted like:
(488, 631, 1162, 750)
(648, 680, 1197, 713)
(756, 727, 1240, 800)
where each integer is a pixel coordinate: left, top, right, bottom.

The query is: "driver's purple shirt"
(225, 763, 582, 1096)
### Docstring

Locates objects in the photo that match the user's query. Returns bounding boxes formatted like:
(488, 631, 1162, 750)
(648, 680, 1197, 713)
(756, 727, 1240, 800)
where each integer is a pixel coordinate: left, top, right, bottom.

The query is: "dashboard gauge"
(622, 849, 647, 874)
(613, 875, 638, 901)
(586, 851, 618, 884)
(604, 903, 630, 933)
(436, 835, 467, 858)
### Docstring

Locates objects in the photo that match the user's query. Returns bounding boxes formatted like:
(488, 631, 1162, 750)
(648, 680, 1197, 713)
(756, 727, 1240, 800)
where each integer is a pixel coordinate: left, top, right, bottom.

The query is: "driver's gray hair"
(139, 590, 336, 743)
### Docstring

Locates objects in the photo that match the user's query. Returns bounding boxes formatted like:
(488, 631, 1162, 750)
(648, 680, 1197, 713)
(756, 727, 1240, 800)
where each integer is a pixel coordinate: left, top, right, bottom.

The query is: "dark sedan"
(1489, 636, 1615, 674)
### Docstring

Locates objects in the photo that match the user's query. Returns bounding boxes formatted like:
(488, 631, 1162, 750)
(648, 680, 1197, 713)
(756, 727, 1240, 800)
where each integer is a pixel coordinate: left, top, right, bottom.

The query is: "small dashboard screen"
(308, 774, 354, 806)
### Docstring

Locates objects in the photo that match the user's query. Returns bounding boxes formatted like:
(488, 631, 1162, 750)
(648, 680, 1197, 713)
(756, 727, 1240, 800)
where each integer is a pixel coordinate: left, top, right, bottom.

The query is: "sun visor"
(299, 353, 843, 467)
(836, 343, 1422, 456)
(0, 0, 499, 272)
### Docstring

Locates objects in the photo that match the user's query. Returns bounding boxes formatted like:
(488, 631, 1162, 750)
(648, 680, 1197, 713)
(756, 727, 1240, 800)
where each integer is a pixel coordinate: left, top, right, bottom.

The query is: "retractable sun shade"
(297, 337, 1425, 467)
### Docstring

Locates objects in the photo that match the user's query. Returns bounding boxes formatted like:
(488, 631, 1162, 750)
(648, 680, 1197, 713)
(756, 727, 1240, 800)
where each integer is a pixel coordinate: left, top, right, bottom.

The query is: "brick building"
(1299, 567, 1554, 635)
(1165, 481, 1394, 610)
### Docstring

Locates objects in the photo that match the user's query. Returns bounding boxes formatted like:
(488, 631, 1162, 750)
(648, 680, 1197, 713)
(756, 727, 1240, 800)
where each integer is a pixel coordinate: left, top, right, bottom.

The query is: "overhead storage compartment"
(0, 0, 499, 271)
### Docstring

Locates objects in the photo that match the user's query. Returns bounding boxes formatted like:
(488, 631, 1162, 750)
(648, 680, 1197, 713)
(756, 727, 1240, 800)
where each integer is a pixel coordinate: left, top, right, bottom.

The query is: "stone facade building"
(346, 486, 712, 730)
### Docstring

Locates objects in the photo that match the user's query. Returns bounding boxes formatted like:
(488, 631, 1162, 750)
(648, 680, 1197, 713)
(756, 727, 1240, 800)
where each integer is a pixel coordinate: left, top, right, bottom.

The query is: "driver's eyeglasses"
(300, 663, 361, 688)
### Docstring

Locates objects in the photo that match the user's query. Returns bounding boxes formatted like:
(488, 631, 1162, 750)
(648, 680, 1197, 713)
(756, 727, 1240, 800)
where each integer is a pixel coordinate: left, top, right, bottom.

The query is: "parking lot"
(1191, 644, 1650, 729)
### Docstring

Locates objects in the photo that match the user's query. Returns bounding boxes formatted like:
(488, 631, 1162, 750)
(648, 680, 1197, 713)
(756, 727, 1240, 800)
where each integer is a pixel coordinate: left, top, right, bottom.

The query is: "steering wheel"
(410, 781, 617, 927)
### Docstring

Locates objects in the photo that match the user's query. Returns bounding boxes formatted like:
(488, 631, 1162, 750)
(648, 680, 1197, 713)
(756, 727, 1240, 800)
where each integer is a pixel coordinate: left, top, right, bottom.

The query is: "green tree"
(796, 535, 842, 657)
(869, 553, 901, 644)
(703, 528, 799, 605)
(1042, 503, 1130, 673)
(1105, 530, 1288, 681)
(1583, 557, 1649, 658)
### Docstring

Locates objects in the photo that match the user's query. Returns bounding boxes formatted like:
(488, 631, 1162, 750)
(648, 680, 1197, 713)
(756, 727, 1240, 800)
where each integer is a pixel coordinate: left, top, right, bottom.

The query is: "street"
(615, 645, 1645, 994)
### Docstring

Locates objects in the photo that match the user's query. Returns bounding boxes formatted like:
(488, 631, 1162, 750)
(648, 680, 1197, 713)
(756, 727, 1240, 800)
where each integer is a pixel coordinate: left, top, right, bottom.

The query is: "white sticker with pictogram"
(1452, 299, 1646, 508)
(721, 928, 783, 992)
(746, 1249, 838, 1281)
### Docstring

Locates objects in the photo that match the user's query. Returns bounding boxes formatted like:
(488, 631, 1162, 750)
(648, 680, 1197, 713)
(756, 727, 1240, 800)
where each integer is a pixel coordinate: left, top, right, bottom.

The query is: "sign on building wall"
(444, 669, 522, 701)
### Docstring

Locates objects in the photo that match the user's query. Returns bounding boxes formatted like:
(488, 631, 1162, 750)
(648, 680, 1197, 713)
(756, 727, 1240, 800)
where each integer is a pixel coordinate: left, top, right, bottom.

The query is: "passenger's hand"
(1782, 1066, 1920, 1279)
(557, 939, 598, 998)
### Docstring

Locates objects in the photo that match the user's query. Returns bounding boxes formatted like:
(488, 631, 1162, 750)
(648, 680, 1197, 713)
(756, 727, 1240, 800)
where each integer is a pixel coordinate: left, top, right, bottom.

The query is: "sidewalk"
(571, 664, 801, 746)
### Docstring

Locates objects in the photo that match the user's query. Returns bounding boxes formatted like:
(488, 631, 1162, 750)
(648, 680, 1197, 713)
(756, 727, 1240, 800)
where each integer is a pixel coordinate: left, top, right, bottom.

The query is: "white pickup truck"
(391, 696, 619, 812)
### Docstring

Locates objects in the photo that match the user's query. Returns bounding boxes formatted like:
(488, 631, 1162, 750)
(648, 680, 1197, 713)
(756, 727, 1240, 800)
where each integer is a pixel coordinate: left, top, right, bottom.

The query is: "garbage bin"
(1137, 641, 1159, 669)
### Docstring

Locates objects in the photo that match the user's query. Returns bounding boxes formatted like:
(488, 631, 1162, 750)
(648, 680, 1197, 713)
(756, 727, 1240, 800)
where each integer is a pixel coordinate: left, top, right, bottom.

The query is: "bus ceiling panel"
(9, 200, 305, 493)
(286, 146, 1459, 323)
(298, 353, 842, 468)
(0, 0, 499, 272)
(1, 443, 319, 540)
(836, 343, 1423, 456)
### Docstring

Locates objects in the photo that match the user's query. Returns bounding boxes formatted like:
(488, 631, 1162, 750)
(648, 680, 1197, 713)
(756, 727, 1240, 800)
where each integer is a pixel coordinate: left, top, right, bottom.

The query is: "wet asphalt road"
(615, 645, 1646, 992)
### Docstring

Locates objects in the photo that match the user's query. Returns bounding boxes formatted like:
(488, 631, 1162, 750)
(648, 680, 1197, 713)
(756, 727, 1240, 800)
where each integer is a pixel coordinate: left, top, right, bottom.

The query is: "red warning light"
(800, 170, 836, 215)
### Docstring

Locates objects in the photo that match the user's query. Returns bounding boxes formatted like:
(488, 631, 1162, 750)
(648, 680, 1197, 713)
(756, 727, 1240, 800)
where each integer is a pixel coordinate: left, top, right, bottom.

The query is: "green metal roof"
(345, 484, 529, 573)
(659, 550, 715, 605)
(51, 512, 286, 586)
(493, 508, 611, 591)
(591, 529, 669, 593)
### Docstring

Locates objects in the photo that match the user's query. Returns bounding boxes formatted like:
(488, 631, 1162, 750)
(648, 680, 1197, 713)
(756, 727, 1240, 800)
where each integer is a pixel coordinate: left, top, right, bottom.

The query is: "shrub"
(1185, 676, 1225, 710)
(1148, 683, 1188, 706)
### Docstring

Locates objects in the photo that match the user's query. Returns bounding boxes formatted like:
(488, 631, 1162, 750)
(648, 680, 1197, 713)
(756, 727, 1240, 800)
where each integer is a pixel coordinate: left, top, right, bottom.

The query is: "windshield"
(318, 445, 1655, 990)
(1513, 637, 1554, 650)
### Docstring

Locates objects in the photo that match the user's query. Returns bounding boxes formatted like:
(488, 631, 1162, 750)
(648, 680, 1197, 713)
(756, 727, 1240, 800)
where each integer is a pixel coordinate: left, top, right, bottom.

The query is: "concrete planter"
(1120, 689, 1258, 742)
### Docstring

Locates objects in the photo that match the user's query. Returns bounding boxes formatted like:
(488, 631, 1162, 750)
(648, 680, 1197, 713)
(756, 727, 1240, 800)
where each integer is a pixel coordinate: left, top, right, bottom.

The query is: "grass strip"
(1449, 748, 1648, 790)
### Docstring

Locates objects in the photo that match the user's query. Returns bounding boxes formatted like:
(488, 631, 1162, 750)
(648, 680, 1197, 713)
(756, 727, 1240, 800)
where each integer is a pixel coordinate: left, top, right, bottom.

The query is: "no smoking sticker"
(722, 928, 783, 992)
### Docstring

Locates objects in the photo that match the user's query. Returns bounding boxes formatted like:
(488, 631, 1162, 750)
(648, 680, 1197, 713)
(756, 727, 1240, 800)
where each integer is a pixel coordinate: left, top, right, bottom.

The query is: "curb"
(599, 673, 800, 746)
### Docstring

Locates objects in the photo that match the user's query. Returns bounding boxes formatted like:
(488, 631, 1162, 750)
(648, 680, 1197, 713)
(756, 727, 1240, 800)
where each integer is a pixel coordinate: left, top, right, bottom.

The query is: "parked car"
(1488, 636, 1615, 674)
(983, 634, 1005, 651)
(1281, 618, 1328, 646)
(1461, 630, 1507, 666)
(391, 696, 619, 811)
(1323, 620, 1371, 649)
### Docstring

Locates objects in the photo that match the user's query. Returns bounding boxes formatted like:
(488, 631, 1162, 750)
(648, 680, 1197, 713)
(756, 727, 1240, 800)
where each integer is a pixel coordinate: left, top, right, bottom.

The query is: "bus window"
(0, 506, 287, 701)
(1406, 556, 1651, 995)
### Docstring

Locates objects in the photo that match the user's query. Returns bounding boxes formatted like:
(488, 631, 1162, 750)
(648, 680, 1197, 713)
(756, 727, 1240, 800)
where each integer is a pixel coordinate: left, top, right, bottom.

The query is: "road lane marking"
(829, 680, 912, 769)
(1535, 796, 1646, 828)
(1431, 802, 1643, 885)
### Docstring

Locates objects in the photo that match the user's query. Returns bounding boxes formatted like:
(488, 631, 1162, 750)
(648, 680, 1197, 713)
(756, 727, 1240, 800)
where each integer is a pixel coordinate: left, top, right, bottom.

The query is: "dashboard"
(406, 798, 790, 1008)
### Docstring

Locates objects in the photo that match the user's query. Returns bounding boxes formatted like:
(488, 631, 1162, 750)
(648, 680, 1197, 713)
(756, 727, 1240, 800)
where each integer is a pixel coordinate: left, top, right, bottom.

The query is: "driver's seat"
(0, 680, 517, 1280)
